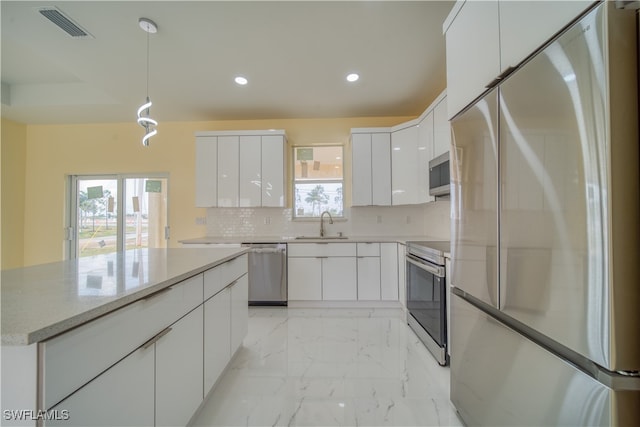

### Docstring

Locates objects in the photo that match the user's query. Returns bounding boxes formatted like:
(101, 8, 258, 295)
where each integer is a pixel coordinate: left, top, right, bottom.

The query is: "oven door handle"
(406, 254, 445, 277)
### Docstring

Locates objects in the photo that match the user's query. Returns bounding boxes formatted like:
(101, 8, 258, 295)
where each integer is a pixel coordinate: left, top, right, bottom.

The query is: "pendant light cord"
(146, 29, 150, 99)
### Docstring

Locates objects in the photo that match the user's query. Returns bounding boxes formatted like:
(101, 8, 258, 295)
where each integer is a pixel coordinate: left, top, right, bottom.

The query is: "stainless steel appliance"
(405, 240, 450, 366)
(428, 151, 450, 197)
(241, 243, 287, 305)
(450, 2, 639, 425)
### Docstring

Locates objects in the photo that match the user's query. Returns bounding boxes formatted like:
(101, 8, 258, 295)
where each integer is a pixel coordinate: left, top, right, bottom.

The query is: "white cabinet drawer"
(288, 243, 356, 257)
(204, 254, 248, 300)
(41, 274, 203, 409)
(357, 243, 380, 257)
(47, 345, 155, 427)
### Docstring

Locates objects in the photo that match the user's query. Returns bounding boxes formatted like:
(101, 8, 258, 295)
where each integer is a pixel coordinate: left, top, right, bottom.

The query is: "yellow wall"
(1, 118, 27, 269)
(16, 116, 412, 267)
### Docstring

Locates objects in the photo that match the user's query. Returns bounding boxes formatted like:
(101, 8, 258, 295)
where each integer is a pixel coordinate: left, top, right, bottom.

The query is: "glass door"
(124, 177, 168, 251)
(69, 174, 168, 258)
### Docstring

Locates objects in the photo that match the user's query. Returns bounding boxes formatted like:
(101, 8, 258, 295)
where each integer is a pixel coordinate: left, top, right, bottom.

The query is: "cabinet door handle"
(316, 256, 328, 259)
(142, 286, 172, 302)
(141, 327, 172, 350)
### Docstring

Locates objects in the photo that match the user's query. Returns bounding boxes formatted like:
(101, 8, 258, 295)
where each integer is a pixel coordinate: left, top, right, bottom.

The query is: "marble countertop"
(1, 248, 247, 346)
(180, 235, 444, 245)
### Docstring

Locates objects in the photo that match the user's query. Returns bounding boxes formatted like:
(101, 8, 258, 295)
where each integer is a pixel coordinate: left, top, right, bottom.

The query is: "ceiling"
(1, 1, 454, 125)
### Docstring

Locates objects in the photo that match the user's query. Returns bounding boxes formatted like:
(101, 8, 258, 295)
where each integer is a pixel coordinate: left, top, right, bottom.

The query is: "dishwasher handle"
(251, 247, 285, 254)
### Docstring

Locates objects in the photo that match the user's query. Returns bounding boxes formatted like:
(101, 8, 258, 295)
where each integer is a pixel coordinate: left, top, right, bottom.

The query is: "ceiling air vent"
(39, 7, 93, 38)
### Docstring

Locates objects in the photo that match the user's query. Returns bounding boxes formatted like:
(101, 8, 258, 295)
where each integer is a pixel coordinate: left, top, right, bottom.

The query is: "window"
(293, 146, 344, 218)
(68, 174, 169, 258)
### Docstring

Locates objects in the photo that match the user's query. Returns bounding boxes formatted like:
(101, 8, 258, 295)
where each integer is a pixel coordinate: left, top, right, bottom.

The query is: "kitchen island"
(1, 247, 248, 427)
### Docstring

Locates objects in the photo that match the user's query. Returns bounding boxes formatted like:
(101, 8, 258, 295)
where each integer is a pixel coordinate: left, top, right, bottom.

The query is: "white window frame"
(292, 145, 344, 220)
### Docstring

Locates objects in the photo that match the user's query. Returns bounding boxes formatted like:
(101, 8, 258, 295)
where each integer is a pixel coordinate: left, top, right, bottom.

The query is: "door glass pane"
(77, 178, 118, 257)
(124, 178, 168, 250)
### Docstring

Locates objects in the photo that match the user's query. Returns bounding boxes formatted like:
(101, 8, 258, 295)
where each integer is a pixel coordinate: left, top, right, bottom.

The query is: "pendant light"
(137, 17, 158, 146)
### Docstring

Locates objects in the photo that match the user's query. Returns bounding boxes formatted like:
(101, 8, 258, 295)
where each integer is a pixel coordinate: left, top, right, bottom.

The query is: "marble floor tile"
(192, 307, 463, 427)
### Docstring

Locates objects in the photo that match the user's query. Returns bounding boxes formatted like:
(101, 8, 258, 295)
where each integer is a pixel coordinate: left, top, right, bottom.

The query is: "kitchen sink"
(294, 236, 348, 240)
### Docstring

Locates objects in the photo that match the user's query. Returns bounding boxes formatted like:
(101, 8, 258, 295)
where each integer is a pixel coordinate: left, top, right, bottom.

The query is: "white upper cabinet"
(499, 1, 594, 72)
(444, 0, 595, 118)
(239, 135, 261, 207)
(195, 136, 218, 207)
(351, 131, 391, 207)
(371, 133, 392, 206)
(195, 130, 286, 208)
(433, 96, 451, 159)
(261, 135, 285, 207)
(444, 0, 500, 119)
(392, 125, 420, 205)
(417, 113, 433, 204)
(217, 136, 240, 207)
(351, 133, 373, 206)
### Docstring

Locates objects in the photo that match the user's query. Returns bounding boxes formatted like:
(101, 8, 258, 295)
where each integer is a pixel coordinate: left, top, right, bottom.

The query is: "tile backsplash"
(205, 202, 451, 239)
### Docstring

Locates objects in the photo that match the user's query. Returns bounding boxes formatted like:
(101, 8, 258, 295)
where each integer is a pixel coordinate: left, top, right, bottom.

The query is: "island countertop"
(1, 248, 248, 346)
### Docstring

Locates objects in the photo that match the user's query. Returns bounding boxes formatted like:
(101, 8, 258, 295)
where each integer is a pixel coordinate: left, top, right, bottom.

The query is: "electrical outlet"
(377, 215, 382, 224)
(406, 216, 411, 224)
(264, 216, 271, 225)
(195, 217, 206, 225)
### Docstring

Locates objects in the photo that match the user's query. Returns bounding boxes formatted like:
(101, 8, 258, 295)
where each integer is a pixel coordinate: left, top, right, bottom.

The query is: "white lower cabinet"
(323, 257, 357, 300)
(48, 347, 155, 427)
(231, 274, 249, 354)
(380, 243, 399, 301)
(397, 244, 407, 308)
(357, 256, 381, 300)
(204, 288, 231, 395)
(288, 257, 323, 300)
(155, 306, 204, 427)
(288, 242, 399, 303)
(40, 254, 248, 427)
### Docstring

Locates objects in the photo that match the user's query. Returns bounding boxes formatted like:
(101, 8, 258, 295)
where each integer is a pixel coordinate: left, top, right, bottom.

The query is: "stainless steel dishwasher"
(241, 243, 287, 306)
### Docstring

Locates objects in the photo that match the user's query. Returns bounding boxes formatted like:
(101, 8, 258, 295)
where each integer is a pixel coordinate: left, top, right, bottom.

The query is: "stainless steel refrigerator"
(449, 2, 640, 425)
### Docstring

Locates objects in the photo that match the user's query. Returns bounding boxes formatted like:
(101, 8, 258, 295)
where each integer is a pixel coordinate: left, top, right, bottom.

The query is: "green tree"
(304, 185, 329, 216)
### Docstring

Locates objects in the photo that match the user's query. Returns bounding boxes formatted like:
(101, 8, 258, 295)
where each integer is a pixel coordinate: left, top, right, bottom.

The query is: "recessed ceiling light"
(235, 76, 248, 85)
(346, 73, 359, 82)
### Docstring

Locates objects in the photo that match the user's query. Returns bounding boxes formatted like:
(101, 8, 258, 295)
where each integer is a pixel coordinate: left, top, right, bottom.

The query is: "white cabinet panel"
(239, 135, 261, 207)
(392, 125, 420, 205)
(47, 347, 155, 427)
(155, 306, 204, 427)
(352, 132, 391, 207)
(381, 243, 399, 301)
(217, 136, 239, 207)
(445, 0, 500, 118)
(352, 133, 373, 206)
(204, 288, 231, 395)
(322, 257, 357, 301)
(371, 133, 392, 205)
(499, 1, 593, 71)
(398, 244, 406, 308)
(230, 274, 249, 354)
(288, 257, 322, 300)
(418, 113, 434, 203)
(357, 242, 380, 257)
(433, 97, 451, 159)
(195, 136, 217, 207)
(357, 257, 381, 300)
(261, 135, 285, 207)
(288, 243, 356, 257)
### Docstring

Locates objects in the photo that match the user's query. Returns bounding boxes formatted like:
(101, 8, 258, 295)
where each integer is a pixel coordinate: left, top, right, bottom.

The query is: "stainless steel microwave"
(429, 151, 450, 197)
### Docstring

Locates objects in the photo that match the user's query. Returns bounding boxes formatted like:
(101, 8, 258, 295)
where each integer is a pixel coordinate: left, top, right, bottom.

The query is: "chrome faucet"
(319, 211, 334, 237)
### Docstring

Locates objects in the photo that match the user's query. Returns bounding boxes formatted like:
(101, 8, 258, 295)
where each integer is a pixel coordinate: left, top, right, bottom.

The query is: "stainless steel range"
(405, 241, 450, 366)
